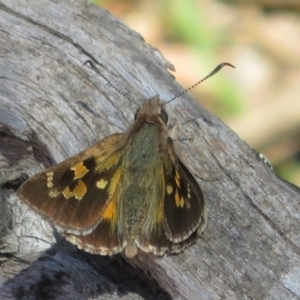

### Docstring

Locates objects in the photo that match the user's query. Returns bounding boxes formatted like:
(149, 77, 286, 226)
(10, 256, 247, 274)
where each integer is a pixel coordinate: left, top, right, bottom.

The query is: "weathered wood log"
(0, 0, 300, 299)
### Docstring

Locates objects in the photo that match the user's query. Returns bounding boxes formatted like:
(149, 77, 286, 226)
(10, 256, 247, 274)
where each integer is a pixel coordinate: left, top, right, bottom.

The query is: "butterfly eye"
(159, 109, 168, 124)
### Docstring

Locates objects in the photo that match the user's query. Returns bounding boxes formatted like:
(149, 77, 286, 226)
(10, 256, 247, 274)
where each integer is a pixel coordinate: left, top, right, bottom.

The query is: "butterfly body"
(17, 96, 207, 257)
(120, 107, 168, 257)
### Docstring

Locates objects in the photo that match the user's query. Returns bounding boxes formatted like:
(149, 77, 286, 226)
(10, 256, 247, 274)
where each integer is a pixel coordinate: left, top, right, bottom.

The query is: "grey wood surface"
(0, 0, 299, 299)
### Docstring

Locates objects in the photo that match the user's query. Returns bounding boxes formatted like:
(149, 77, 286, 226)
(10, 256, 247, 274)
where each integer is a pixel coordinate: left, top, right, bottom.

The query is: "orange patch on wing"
(175, 190, 184, 208)
(63, 186, 72, 199)
(180, 196, 185, 208)
(175, 171, 181, 188)
(74, 180, 87, 200)
(102, 199, 116, 220)
(108, 168, 122, 196)
(71, 162, 89, 179)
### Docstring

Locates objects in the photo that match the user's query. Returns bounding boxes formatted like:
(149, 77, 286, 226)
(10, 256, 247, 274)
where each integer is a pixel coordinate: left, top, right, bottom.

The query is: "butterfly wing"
(64, 218, 125, 256)
(136, 137, 206, 255)
(17, 133, 124, 236)
(163, 137, 207, 243)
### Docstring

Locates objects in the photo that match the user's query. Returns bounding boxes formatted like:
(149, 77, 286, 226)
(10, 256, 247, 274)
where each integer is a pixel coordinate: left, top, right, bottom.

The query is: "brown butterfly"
(17, 61, 234, 257)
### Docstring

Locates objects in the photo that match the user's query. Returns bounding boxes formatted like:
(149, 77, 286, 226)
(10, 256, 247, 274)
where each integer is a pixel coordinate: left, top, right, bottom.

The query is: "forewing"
(17, 133, 124, 235)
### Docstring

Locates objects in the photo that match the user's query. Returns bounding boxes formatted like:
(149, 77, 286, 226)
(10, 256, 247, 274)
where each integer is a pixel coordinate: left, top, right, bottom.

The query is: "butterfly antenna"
(163, 62, 235, 106)
(84, 60, 137, 105)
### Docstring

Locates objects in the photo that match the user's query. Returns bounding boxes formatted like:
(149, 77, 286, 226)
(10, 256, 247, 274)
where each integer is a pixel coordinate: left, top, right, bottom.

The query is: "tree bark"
(0, 0, 300, 299)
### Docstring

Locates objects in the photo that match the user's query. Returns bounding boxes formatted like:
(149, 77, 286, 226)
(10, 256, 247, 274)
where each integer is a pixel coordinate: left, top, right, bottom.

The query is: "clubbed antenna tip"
(164, 62, 235, 106)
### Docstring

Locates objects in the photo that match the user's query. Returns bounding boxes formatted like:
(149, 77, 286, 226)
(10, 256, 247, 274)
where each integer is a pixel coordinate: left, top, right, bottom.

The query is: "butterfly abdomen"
(120, 123, 165, 242)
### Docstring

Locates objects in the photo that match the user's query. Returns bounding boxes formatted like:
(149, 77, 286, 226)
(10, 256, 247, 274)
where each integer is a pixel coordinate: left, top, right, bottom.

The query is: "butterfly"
(17, 61, 233, 257)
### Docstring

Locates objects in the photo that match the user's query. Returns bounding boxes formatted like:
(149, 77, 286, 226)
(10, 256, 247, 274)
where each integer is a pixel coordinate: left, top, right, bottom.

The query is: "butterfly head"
(134, 96, 168, 126)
